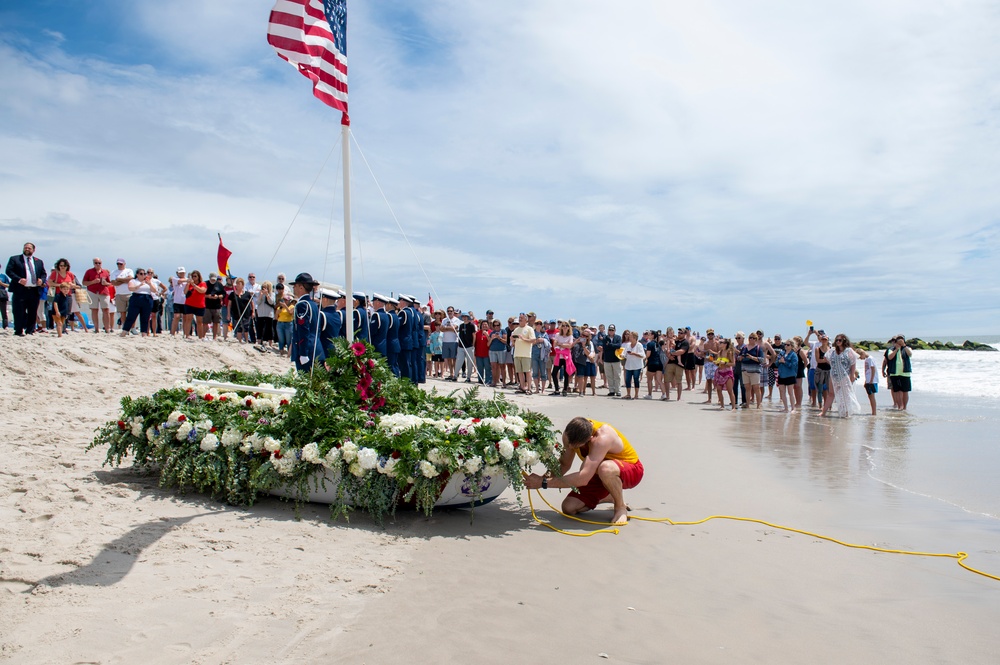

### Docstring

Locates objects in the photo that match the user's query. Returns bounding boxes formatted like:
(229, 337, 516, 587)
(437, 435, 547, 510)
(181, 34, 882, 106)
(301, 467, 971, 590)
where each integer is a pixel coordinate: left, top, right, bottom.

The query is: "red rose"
(186, 388, 194, 393)
(391, 451, 400, 459)
(219, 396, 228, 402)
(245, 399, 253, 407)
(279, 399, 289, 406)
(203, 394, 214, 401)
(117, 420, 126, 430)
(273, 451, 282, 460)
(472, 418, 481, 424)
(209, 426, 217, 433)
(513, 440, 520, 448)
(367, 359, 375, 370)
(177, 414, 187, 422)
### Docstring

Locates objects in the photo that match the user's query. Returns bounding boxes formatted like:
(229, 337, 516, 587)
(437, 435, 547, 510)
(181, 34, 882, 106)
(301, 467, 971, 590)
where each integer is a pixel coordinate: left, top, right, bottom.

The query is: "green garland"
(89, 339, 562, 523)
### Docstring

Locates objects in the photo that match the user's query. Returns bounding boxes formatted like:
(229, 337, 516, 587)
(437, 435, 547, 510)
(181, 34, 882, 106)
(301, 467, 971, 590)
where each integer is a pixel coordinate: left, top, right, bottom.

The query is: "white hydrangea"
(301, 442, 322, 465)
(240, 433, 262, 454)
(146, 427, 157, 442)
(129, 417, 144, 438)
(341, 441, 358, 462)
(262, 436, 282, 453)
(427, 448, 446, 465)
(498, 438, 515, 460)
(221, 429, 243, 448)
(517, 447, 540, 469)
(377, 413, 427, 434)
(378, 457, 399, 477)
(271, 453, 298, 476)
(195, 419, 213, 433)
(349, 462, 365, 478)
(419, 460, 439, 478)
(176, 421, 193, 441)
(323, 447, 341, 468)
(167, 411, 186, 426)
(220, 392, 240, 402)
(357, 447, 378, 470)
(200, 432, 220, 452)
(463, 455, 483, 474)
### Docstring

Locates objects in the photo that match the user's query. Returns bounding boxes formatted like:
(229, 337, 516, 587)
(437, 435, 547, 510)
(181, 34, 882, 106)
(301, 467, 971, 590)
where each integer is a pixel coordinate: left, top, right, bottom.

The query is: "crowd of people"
(4, 242, 913, 415)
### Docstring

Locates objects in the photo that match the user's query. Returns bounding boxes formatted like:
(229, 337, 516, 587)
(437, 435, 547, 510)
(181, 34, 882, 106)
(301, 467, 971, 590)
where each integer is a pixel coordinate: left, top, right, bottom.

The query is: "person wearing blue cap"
(290, 273, 326, 371)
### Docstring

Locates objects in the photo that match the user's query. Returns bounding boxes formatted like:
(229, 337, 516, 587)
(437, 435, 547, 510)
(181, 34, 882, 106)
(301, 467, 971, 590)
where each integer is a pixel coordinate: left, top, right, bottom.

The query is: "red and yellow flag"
(217, 234, 233, 278)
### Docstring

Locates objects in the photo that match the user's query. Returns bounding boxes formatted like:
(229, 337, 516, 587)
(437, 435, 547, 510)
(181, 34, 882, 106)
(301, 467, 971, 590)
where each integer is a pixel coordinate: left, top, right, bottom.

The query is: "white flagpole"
(342, 122, 354, 342)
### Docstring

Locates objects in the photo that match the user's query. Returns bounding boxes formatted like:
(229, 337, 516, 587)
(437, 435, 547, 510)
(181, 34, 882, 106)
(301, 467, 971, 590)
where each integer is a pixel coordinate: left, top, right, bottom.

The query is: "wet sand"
(1, 339, 998, 663)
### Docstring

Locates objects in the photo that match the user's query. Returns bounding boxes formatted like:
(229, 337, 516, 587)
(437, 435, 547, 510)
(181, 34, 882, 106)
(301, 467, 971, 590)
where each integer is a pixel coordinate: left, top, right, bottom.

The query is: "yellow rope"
(526, 489, 1000, 583)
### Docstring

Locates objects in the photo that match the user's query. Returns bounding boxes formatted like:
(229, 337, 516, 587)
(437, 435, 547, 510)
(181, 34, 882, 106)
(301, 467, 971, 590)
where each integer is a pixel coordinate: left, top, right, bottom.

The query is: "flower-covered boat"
(89, 340, 562, 523)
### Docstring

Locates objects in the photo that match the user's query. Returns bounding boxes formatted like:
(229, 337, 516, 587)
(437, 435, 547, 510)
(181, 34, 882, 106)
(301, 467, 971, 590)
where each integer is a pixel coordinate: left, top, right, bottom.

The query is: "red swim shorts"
(571, 459, 644, 509)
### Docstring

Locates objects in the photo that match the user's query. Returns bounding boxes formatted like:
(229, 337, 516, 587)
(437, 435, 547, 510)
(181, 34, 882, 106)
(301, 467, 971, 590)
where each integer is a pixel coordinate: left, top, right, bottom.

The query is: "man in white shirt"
(511, 312, 537, 393)
(439, 305, 461, 380)
(109, 258, 134, 329)
(169, 267, 188, 336)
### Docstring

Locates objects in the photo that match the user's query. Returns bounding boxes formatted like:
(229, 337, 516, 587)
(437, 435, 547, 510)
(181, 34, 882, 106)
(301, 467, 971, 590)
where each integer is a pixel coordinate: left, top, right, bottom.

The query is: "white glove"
(299, 356, 310, 365)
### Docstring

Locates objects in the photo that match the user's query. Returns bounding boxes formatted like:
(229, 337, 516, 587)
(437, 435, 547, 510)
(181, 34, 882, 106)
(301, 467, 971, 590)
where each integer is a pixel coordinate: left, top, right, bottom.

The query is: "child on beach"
(858, 348, 878, 415)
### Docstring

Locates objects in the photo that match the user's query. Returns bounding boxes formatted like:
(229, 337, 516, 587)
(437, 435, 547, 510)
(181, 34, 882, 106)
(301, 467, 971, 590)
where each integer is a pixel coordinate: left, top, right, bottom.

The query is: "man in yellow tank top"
(524, 417, 643, 525)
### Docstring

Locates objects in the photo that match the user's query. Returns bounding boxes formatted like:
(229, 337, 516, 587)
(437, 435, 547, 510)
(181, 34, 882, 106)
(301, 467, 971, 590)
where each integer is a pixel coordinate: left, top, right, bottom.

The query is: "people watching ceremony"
(3, 241, 913, 415)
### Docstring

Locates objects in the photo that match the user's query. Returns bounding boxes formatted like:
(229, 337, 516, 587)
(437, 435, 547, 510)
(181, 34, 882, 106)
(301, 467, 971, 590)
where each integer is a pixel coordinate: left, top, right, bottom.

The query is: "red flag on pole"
(427, 293, 434, 314)
(267, 0, 349, 125)
(217, 234, 233, 278)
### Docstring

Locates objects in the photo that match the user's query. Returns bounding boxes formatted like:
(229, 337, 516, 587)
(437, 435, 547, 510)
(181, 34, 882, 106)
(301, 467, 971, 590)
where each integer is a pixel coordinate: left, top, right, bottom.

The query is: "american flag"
(267, 0, 348, 122)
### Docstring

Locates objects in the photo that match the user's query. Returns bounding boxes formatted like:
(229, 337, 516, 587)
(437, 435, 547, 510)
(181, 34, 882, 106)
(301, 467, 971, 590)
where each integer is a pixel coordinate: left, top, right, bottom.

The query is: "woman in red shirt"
(474, 320, 493, 385)
(48, 258, 77, 337)
(183, 270, 208, 339)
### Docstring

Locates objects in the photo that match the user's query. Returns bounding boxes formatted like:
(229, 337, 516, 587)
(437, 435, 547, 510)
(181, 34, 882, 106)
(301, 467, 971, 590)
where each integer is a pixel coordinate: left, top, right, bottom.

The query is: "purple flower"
(365, 420, 376, 427)
(238, 410, 250, 419)
(186, 393, 198, 402)
(258, 418, 269, 425)
(458, 427, 470, 436)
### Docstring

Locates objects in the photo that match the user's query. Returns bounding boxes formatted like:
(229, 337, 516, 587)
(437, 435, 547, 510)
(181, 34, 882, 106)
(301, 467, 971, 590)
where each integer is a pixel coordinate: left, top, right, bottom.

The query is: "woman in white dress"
(823, 333, 862, 418)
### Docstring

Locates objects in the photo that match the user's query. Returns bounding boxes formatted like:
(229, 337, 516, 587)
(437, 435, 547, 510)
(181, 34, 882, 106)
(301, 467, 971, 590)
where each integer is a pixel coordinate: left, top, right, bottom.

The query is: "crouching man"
(524, 417, 644, 526)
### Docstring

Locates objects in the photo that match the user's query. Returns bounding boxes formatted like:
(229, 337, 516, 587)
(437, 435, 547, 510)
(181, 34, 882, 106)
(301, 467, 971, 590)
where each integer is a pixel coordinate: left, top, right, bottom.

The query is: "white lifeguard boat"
(268, 466, 509, 508)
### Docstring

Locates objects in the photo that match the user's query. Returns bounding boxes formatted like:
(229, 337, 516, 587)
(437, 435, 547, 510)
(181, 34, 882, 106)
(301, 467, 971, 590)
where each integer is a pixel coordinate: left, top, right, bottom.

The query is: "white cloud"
(1, 0, 998, 337)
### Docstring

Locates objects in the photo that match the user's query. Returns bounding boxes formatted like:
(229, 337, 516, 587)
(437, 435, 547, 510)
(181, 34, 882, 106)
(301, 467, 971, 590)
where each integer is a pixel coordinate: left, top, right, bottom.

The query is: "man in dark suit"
(5, 242, 45, 336)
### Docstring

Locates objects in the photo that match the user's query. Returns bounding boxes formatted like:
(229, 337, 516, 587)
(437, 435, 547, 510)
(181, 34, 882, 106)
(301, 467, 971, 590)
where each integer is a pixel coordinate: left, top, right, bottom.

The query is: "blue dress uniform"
(290, 273, 325, 372)
(409, 299, 427, 384)
(386, 299, 401, 377)
(318, 288, 343, 355)
(369, 294, 391, 358)
(396, 295, 414, 381)
(346, 292, 370, 343)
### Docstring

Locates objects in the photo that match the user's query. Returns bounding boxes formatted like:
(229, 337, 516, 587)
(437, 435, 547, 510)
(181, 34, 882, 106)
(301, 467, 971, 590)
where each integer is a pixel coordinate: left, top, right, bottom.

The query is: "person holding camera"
(120, 268, 155, 337)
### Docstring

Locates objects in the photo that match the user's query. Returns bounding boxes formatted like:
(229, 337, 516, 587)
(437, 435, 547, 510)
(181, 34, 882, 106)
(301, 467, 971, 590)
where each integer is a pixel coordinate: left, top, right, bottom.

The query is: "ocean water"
(723, 343, 1000, 565)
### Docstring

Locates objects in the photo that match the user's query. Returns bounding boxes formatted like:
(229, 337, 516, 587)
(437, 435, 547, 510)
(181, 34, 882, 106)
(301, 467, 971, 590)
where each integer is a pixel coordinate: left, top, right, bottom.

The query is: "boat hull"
(268, 466, 510, 508)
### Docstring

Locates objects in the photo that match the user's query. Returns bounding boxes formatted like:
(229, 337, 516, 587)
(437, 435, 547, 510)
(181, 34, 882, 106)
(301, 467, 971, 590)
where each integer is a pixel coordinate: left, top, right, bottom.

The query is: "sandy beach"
(2, 335, 998, 664)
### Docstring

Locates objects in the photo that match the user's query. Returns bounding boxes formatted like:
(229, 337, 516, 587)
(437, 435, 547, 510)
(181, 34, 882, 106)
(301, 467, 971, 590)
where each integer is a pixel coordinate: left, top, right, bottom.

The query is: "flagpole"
(342, 120, 354, 342)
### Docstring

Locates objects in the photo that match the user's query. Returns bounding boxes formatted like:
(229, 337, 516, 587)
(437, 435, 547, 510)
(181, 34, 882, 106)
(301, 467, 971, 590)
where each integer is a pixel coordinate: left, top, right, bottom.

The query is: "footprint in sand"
(30, 514, 54, 523)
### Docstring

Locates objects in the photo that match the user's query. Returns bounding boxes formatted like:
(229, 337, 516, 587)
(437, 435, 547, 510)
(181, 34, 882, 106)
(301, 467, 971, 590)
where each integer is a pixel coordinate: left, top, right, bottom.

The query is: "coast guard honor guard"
(370, 293, 391, 358)
(318, 287, 344, 355)
(291, 273, 325, 372)
(396, 294, 414, 381)
(385, 297, 401, 377)
(346, 291, 371, 343)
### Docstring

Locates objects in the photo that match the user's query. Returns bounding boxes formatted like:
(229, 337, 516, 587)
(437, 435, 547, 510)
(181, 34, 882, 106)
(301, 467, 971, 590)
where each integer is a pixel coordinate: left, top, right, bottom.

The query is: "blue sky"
(1, 0, 998, 339)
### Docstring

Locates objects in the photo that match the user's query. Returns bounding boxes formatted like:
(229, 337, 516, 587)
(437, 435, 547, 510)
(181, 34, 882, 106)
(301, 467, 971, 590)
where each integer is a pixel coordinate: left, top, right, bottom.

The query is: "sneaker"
(643, 395, 653, 400)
